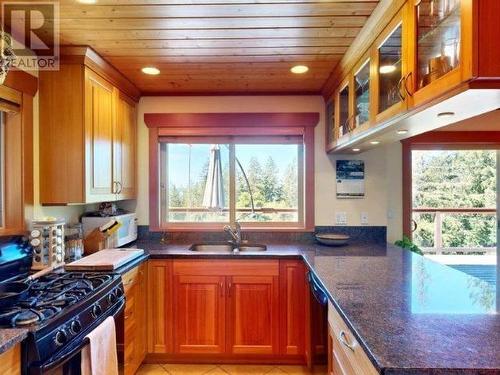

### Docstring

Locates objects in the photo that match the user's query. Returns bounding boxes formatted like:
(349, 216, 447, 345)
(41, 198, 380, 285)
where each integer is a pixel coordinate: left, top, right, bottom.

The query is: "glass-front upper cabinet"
(373, 5, 408, 122)
(325, 98, 335, 149)
(408, 0, 472, 106)
(354, 58, 371, 128)
(416, 0, 461, 90)
(336, 78, 351, 139)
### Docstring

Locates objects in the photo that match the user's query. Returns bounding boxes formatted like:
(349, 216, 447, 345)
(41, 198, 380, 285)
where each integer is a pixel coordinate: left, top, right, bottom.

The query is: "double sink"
(190, 242, 267, 253)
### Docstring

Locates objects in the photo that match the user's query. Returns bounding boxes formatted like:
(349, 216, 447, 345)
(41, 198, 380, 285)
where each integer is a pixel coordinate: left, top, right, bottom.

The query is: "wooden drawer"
(327, 301, 378, 375)
(122, 266, 140, 294)
(173, 259, 279, 276)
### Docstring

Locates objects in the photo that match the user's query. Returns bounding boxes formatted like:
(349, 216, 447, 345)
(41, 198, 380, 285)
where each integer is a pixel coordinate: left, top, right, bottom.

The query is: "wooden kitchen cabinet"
(327, 301, 378, 375)
(39, 47, 139, 204)
(146, 258, 305, 363)
(117, 262, 147, 375)
(114, 93, 137, 200)
(84, 69, 116, 202)
(173, 275, 226, 354)
(325, 0, 500, 154)
(227, 275, 279, 356)
(406, 0, 474, 108)
(0, 343, 21, 375)
(279, 260, 306, 357)
(147, 260, 173, 355)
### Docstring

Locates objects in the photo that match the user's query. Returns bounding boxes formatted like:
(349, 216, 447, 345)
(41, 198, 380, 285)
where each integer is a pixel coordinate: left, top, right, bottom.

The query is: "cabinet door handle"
(404, 72, 413, 97)
(227, 282, 232, 297)
(116, 181, 123, 194)
(397, 76, 405, 101)
(112, 181, 117, 194)
(339, 330, 355, 352)
(219, 282, 223, 297)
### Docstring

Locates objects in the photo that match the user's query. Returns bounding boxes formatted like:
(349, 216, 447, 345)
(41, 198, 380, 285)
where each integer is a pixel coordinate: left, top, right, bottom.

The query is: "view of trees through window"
(412, 150, 497, 254)
(161, 142, 301, 224)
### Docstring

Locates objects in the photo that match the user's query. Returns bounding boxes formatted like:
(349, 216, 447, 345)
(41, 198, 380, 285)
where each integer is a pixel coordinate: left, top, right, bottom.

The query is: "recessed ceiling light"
(370, 141, 380, 145)
(290, 65, 309, 74)
(77, 0, 97, 3)
(397, 130, 408, 135)
(352, 148, 361, 152)
(379, 65, 396, 74)
(437, 111, 455, 118)
(142, 66, 160, 75)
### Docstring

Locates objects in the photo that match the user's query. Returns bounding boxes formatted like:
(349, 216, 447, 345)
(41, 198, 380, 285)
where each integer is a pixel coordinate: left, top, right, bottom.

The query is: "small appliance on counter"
(29, 218, 65, 270)
(82, 210, 137, 249)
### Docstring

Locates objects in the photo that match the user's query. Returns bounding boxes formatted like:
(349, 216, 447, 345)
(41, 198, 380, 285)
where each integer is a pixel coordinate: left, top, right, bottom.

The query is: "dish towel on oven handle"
(81, 316, 119, 375)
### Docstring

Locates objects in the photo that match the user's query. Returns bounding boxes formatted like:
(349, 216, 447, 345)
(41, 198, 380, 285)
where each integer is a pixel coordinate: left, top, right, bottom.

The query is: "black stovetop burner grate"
(0, 272, 113, 328)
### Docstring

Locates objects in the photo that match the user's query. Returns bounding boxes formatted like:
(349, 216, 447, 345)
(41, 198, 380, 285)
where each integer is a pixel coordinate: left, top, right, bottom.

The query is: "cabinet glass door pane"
(326, 99, 335, 143)
(339, 85, 349, 137)
(378, 25, 403, 113)
(354, 60, 370, 126)
(417, 0, 460, 90)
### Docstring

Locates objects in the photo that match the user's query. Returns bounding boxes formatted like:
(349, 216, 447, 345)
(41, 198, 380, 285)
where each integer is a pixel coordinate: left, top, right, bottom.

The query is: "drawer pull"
(339, 330, 355, 352)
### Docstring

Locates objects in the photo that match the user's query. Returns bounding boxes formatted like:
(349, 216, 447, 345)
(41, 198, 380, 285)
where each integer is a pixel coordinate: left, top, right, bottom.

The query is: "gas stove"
(0, 272, 117, 328)
(0, 239, 125, 375)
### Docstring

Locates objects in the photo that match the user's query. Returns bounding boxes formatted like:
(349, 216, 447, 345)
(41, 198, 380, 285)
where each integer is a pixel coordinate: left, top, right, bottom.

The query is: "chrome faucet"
(223, 222, 242, 251)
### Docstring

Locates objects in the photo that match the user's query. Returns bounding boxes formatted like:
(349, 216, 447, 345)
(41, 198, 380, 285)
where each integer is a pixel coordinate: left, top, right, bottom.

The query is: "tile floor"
(137, 364, 327, 375)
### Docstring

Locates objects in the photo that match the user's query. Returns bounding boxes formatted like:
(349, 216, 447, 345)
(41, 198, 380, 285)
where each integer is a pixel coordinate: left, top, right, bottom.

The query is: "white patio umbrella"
(202, 145, 225, 210)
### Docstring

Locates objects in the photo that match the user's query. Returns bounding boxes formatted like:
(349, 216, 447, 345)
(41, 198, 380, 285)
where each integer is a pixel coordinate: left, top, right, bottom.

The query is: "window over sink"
(159, 138, 304, 229)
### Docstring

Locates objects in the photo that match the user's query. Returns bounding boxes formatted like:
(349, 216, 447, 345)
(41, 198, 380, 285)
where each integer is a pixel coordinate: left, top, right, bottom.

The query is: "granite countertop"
(135, 239, 500, 374)
(0, 328, 28, 355)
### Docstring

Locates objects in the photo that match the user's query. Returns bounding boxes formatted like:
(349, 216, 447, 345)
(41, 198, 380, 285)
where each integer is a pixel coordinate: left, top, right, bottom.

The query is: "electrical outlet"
(335, 212, 347, 225)
(361, 212, 369, 225)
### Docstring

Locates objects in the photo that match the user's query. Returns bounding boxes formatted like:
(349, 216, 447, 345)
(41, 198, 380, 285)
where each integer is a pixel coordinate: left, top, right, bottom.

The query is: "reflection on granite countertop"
(0, 328, 28, 355)
(135, 239, 500, 374)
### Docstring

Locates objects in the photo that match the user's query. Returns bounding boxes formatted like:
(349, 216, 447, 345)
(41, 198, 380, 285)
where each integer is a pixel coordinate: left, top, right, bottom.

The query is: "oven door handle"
(31, 298, 125, 374)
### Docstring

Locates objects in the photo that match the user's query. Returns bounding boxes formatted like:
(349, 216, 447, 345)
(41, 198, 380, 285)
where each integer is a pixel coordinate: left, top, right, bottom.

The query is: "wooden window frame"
(145, 112, 319, 232)
(402, 131, 500, 237)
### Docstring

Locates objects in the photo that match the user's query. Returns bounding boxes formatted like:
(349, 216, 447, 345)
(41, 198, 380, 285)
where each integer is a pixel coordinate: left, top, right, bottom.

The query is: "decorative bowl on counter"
(315, 233, 350, 246)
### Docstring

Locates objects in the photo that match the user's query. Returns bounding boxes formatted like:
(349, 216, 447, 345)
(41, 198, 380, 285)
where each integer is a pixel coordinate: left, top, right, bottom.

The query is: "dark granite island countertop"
(136, 240, 500, 374)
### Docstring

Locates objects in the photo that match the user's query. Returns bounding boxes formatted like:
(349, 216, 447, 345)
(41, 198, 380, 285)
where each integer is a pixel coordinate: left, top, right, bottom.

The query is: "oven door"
(27, 299, 124, 375)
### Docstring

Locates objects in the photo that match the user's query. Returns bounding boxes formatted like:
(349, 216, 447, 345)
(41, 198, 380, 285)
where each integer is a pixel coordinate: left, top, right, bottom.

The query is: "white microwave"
(82, 213, 138, 248)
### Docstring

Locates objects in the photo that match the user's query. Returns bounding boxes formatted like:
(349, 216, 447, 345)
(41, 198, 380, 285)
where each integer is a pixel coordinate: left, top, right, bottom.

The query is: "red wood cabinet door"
(279, 260, 306, 357)
(173, 275, 226, 354)
(227, 275, 279, 356)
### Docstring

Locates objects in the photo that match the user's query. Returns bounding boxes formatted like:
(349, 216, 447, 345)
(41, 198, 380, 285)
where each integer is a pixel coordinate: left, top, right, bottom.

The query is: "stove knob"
(107, 291, 117, 304)
(91, 303, 102, 318)
(54, 330, 68, 346)
(70, 320, 82, 334)
(115, 287, 123, 297)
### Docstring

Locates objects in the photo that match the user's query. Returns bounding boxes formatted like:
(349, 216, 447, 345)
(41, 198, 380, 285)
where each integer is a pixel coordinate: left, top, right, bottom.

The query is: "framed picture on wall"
(336, 160, 365, 198)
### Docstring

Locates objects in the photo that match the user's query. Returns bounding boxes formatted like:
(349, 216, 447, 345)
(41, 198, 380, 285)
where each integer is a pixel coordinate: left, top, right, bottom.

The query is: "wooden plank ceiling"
(56, 0, 380, 94)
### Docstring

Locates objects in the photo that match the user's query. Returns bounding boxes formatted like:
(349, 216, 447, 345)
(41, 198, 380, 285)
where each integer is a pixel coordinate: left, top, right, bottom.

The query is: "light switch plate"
(335, 212, 347, 225)
(361, 212, 369, 225)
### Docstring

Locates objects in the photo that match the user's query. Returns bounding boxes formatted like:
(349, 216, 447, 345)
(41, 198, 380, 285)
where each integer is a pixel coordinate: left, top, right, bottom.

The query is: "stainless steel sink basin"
(189, 242, 267, 253)
(189, 243, 233, 253)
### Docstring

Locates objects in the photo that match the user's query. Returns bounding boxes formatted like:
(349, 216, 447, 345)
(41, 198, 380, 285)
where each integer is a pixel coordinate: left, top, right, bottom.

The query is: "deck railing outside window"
(412, 208, 497, 255)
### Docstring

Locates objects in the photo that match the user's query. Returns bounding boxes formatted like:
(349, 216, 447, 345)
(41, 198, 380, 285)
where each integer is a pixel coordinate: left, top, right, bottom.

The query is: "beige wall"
(25, 93, 403, 242)
(134, 96, 403, 242)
